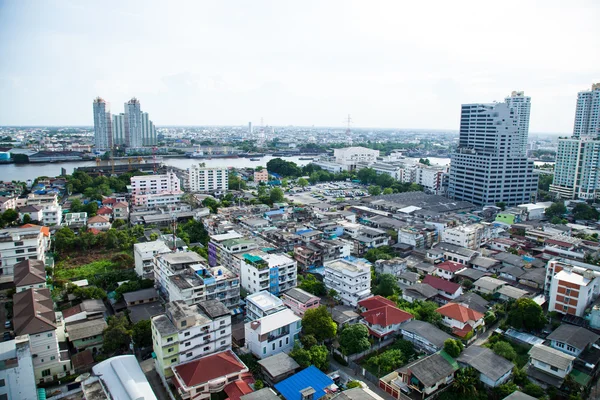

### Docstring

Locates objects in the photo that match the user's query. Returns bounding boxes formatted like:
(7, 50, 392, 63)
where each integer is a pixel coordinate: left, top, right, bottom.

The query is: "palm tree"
(452, 367, 478, 398)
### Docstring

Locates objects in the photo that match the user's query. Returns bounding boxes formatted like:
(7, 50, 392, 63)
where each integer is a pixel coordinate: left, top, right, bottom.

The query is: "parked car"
(4, 320, 10, 329)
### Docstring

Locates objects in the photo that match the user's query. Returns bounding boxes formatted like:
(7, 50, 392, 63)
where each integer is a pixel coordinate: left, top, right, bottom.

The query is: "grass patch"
(54, 259, 120, 281)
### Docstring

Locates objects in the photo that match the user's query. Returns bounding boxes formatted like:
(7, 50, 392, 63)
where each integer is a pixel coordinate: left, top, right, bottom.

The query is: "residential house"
(13, 288, 72, 383)
(281, 288, 320, 317)
(435, 242, 479, 265)
(112, 202, 129, 220)
(547, 324, 600, 358)
(244, 309, 301, 359)
(402, 283, 438, 303)
(470, 256, 501, 273)
(123, 288, 159, 307)
(451, 292, 489, 315)
(62, 299, 106, 324)
(422, 275, 463, 302)
(18, 205, 43, 223)
(497, 285, 529, 302)
(324, 257, 372, 307)
(436, 302, 485, 338)
(257, 352, 300, 386)
(398, 271, 419, 286)
(86, 215, 111, 231)
(374, 258, 406, 277)
(527, 344, 575, 388)
(63, 212, 87, 228)
(473, 276, 506, 295)
(66, 319, 107, 353)
(399, 320, 452, 354)
(171, 350, 250, 400)
(432, 261, 466, 281)
(457, 346, 514, 387)
(379, 353, 456, 399)
(331, 305, 361, 327)
(274, 365, 335, 400)
(13, 259, 46, 292)
(358, 296, 413, 339)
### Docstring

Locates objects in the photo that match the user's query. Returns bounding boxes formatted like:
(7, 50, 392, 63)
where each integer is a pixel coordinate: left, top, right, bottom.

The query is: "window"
(204, 346, 210, 351)
(168, 348, 173, 353)
(184, 332, 190, 337)
(42, 369, 51, 377)
(272, 343, 275, 350)
(171, 358, 177, 363)
(50, 356, 55, 360)
(263, 347, 266, 354)
(167, 337, 173, 342)
(221, 329, 226, 334)
(286, 337, 289, 345)
(550, 366, 559, 372)
(187, 352, 193, 357)
(181, 320, 187, 327)
(0, 379, 5, 387)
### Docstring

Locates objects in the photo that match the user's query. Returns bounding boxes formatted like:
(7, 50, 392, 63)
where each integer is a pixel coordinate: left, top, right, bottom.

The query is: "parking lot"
(287, 182, 367, 204)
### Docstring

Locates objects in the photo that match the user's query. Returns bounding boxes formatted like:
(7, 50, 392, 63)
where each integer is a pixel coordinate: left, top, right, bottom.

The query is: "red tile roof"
(358, 295, 396, 310)
(174, 350, 247, 388)
(97, 207, 113, 215)
(88, 215, 110, 224)
(423, 275, 461, 295)
(436, 261, 465, 273)
(452, 325, 474, 338)
(21, 224, 50, 237)
(224, 380, 253, 400)
(62, 304, 83, 319)
(362, 305, 412, 327)
(89, 228, 102, 235)
(102, 198, 117, 205)
(436, 302, 484, 323)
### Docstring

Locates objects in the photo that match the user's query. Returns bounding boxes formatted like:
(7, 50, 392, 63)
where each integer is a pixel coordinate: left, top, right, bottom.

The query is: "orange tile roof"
(436, 302, 484, 323)
(362, 305, 412, 327)
(436, 261, 465, 273)
(20, 224, 50, 237)
(358, 295, 396, 310)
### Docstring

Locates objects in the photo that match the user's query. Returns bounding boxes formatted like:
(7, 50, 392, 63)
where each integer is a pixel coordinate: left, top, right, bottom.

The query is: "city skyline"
(1, 1, 599, 131)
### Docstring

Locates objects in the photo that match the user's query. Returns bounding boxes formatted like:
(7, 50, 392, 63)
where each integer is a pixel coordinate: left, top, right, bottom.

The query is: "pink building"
(254, 169, 269, 183)
(281, 287, 320, 316)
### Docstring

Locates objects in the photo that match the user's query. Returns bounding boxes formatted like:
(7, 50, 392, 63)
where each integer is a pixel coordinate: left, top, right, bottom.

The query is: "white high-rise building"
(187, 165, 228, 192)
(447, 102, 538, 206)
(112, 113, 126, 146)
(93, 97, 112, 150)
(551, 84, 600, 200)
(573, 83, 600, 138)
(141, 111, 157, 146)
(505, 91, 531, 156)
(124, 97, 143, 148)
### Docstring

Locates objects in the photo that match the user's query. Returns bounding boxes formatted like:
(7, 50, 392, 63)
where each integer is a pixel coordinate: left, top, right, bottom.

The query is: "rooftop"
(246, 309, 300, 335)
(275, 366, 334, 400)
(122, 288, 158, 304)
(174, 350, 247, 387)
(325, 257, 371, 274)
(67, 319, 108, 341)
(257, 352, 300, 377)
(529, 344, 575, 370)
(13, 288, 56, 335)
(399, 352, 455, 387)
(554, 269, 592, 287)
(13, 259, 46, 287)
(457, 345, 514, 382)
(400, 320, 452, 349)
(436, 302, 483, 323)
(283, 287, 318, 304)
(247, 291, 285, 310)
(90, 355, 157, 400)
(423, 275, 461, 294)
(547, 324, 600, 350)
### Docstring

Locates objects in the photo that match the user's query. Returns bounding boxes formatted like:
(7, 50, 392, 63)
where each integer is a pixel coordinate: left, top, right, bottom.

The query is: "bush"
(444, 339, 463, 358)
(523, 383, 545, 398)
(492, 341, 517, 361)
(346, 381, 362, 389)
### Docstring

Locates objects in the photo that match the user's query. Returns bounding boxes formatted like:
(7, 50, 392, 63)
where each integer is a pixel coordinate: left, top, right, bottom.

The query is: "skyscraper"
(141, 112, 157, 146)
(93, 97, 112, 150)
(447, 102, 538, 206)
(112, 113, 126, 146)
(573, 83, 600, 138)
(505, 91, 531, 156)
(550, 83, 600, 200)
(124, 97, 142, 148)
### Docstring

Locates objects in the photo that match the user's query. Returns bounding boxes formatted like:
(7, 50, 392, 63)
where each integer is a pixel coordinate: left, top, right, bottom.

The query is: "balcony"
(267, 328, 290, 342)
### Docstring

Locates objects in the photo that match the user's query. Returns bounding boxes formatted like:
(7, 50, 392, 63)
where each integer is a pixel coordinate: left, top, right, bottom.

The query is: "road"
(329, 358, 394, 400)
(472, 320, 500, 347)
(139, 358, 170, 400)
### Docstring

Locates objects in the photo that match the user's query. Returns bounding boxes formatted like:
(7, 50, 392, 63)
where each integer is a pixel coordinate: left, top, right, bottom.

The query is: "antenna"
(345, 114, 352, 135)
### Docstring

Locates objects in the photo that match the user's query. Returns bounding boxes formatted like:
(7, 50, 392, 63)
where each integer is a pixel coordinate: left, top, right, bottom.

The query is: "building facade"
(0, 226, 48, 280)
(505, 91, 531, 156)
(93, 97, 112, 150)
(324, 257, 372, 307)
(244, 309, 301, 359)
(188, 165, 229, 192)
(447, 102, 538, 206)
(239, 251, 297, 296)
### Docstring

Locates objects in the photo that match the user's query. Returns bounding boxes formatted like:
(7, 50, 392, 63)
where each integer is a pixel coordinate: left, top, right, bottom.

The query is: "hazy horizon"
(1, 1, 598, 132)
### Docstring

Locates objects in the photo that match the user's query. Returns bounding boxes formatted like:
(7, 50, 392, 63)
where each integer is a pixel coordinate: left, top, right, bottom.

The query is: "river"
(0, 155, 555, 182)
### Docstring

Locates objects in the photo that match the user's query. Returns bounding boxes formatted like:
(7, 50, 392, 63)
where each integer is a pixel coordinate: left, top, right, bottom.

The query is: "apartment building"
(281, 288, 320, 317)
(134, 240, 172, 280)
(245, 309, 301, 359)
(0, 196, 17, 212)
(0, 225, 48, 280)
(64, 212, 87, 227)
(416, 165, 445, 195)
(238, 250, 297, 295)
(130, 172, 181, 206)
(398, 226, 438, 249)
(13, 288, 72, 383)
(0, 338, 38, 400)
(254, 169, 269, 183)
(133, 191, 184, 208)
(442, 224, 486, 250)
(245, 291, 287, 321)
(547, 263, 600, 317)
(333, 147, 379, 171)
(187, 165, 228, 192)
(324, 257, 372, 307)
(152, 300, 232, 380)
(208, 231, 258, 273)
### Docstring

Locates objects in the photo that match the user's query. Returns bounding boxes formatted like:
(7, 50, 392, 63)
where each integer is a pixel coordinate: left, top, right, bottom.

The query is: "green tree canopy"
(508, 298, 547, 331)
(309, 345, 329, 371)
(103, 315, 132, 354)
(339, 324, 371, 355)
(545, 201, 567, 219)
(357, 168, 378, 184)
(270, 187, 285, 203)
(289, 345, 312, 368)
(302, 306, 337, 342)
(573, 203, 599, 221)
(491, 341, 517, 361)
(298, 274, 326, 296)
(297, 178, 309, 187)
(132, 320, 152, 349)
(373, 273, 400, 297)
(443, 339, 463, 358)
(368, 185, 382, 196)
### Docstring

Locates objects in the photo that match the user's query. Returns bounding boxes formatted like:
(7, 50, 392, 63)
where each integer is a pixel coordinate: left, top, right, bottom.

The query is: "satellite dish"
(75, 373, 91, 383)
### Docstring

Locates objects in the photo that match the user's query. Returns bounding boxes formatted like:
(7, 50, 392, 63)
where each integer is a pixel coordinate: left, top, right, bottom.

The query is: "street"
(139, 358, 170, 400)
(330, 358, 394, 400)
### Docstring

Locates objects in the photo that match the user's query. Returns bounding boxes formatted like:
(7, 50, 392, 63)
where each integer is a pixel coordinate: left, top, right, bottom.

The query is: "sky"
(0, 1, 599, 133)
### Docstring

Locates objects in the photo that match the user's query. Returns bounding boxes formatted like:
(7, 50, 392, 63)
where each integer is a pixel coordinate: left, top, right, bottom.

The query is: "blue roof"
(275, 366, 333, 400)
(265, 209, 285, 216)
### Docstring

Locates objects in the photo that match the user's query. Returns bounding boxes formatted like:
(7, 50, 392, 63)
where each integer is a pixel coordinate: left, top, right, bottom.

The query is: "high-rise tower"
(93, 97, 112, 150)
(551, 83, 600, 200)
(124, 97, 142, 148)
(112, 113, 126, 146)
(505, 91, 531, 156)
(447, 102, 538, 206)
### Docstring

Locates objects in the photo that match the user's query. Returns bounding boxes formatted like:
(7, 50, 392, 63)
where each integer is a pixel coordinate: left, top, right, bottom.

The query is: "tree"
(309, 345, 329, 371)
(21, 214, 32, 224)
(85, 201, 98, 217)
(508, 298, 547, 331)
(357, 168, 378, 184)
(545, 201, 567, 219)
(103, 315, 131, 354)
(300, 334, 317, 349)
(418, 158, 431, 166)
(338, 324, 371, 355)
(54, 226, 77, 252)
(496, 202, 506, 211)
(297, 178, 309, 188)
(373, 274, 399, 297)
(132, 320, 152, 349)
(369, 349, 405, 375)
(298, 274, 326, 296)
(375, 174, 395, 188)
(302, 306, 337, 342)
(368, 185, 382, 196)
(1, 209, 18, 226)
(254, 380, 264, 390)
(289, 345, 312, 368)
(452, 368, 479, 398)
(444, 339, 463, 358)
(523, 383, 544, 398)
(72, 286, 107, 300)
(270, 187, 285, 203)
(383, 187, 393, 195)
(491, 341, 517, 361)
(573, 203, 599, 221)
(494, 382, 518, 399)
(69, 198, 84, 212)
(203, 197, 220, 213)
